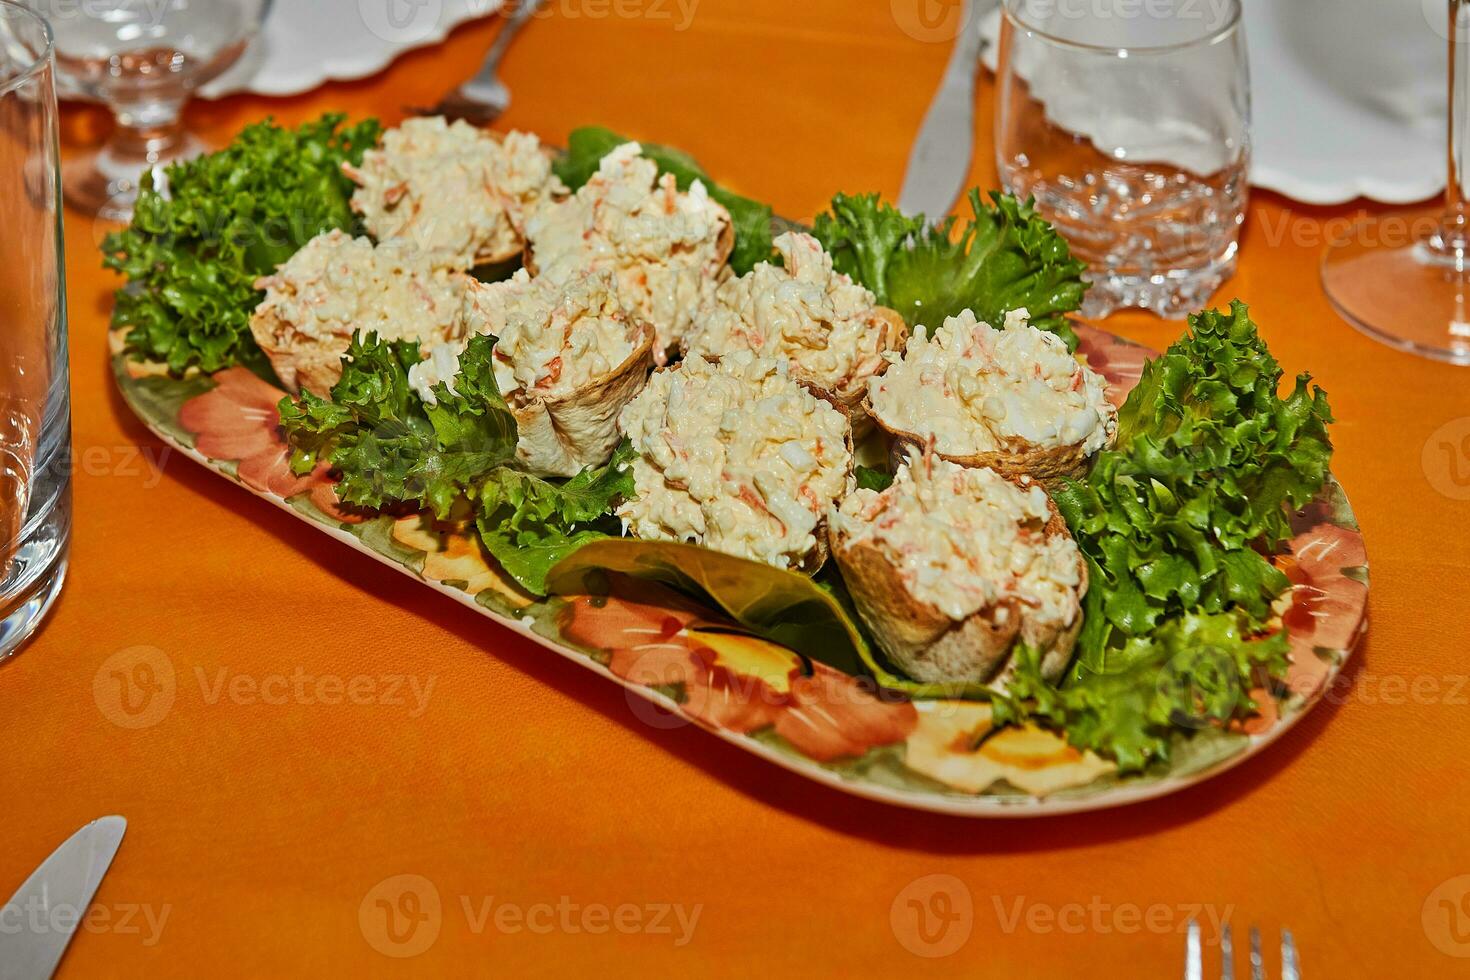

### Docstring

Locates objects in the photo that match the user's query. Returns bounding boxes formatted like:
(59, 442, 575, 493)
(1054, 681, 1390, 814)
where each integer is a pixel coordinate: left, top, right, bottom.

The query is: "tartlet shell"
(249, 308, 351, 397)
(511, 320, 657, 478)
(829, 487, 1086, 689)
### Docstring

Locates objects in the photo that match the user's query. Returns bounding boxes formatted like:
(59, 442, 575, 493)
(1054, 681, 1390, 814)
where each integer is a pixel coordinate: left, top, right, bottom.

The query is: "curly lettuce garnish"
(278, 333, 517, 519)
(994, 612, 1290, 772)
(996, 302, 1334, 770)
(475, 441, 637, 595)
(102, 114, 382, 375)
(812, 189, 1088, 349)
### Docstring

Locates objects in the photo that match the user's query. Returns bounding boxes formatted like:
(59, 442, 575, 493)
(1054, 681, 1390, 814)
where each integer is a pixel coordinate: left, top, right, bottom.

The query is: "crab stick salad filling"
(344, 117, 565, 270)
(617, 352, 852, 570)
(409, 269, 640, 405)
(833, 452, 1084, 626)
(683, 232, 904, 402)
(868, 309, 1116, 456)
(254, 229, 466, 350)
(525, 142, 732, 359)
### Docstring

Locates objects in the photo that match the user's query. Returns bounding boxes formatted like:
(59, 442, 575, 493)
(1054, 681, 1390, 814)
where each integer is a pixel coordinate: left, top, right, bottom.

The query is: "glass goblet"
(33, 0, 270, 222)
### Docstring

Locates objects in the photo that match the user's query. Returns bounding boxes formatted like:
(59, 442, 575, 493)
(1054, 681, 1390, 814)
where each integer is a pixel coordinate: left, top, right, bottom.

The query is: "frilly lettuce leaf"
(278, 333, 517, 519)
(102, 113, 381, 375)
(996, 301, 1334, 769)
(993, 611, 1289, 772)
(474, 441, 638, 595)
(812, 189, 1088, 349)
(1053, 301, 1334, 646)
(554, 126, 778, 275)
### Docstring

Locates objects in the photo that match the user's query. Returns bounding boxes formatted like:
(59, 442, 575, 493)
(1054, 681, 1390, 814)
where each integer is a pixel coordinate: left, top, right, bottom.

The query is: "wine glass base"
(1322, 214, 1470, 366)
(62, 133, 206, 224)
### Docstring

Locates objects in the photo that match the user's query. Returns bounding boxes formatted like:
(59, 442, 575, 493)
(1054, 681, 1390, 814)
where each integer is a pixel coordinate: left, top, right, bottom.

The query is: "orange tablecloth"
(5, 3, 1469, 975)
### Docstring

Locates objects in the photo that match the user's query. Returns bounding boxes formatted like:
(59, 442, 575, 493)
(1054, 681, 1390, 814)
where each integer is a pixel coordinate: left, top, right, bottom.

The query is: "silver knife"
(898, 0, 993, 218)
(0, 817, 127, 980)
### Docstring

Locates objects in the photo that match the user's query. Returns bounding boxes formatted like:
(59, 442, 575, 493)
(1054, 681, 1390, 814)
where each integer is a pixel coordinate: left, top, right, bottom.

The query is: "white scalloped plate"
(201, 0, 504, 99)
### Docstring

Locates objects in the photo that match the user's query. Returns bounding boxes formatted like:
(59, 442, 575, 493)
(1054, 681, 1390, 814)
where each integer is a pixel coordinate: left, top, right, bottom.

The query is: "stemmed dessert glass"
(31, 0, 271, 221)
(1320, 0, 1470, 364)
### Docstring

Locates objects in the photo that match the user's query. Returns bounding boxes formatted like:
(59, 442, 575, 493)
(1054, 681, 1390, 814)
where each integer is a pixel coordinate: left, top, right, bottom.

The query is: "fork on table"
(414, 0, 547, 125)
(1185, 920, 1299, 980)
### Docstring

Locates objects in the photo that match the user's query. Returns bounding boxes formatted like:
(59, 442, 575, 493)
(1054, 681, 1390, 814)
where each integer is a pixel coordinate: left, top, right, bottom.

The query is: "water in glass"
(996, 0, 1251, 319)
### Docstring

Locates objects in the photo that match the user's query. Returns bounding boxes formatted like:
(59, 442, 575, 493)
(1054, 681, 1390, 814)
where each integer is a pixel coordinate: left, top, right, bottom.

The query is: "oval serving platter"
(110, 323, 1368, 817)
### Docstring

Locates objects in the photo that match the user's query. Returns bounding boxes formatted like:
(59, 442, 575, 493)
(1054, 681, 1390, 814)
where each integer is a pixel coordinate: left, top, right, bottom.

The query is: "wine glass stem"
(109, 101, 188, 167)
(1442, 0, 1470, 257)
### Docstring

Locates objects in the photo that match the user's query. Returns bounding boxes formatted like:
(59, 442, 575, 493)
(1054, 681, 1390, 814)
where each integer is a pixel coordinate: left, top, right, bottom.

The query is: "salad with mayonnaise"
(251, 229, 466, 396)
(106, 114, 1339, 777)
(684, 232, 907, 415)
(344, 118, 565, 271)
(869, 308, 1116, 484)
(832, 451, 1085, 687)
(618, 352, 852, 571)
(412, 269, 653, 477)
(525, 142, 733, 359)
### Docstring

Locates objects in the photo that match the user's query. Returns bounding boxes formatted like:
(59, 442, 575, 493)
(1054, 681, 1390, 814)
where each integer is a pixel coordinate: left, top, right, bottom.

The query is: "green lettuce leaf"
(853, 465, 895, 493)
(102, 113, 382, 375)
(813, 189, 1088, 349)
(545, 539, 993, 699)
(553, 126, 777, 274)
(278, 333, 517, 518)
(474, 441, 638, 595)
(547, 539, 873, 682)
(1053, 301, 1334, 650)
(993, 611, 1289, 772)
(993, 302, 1334, 768)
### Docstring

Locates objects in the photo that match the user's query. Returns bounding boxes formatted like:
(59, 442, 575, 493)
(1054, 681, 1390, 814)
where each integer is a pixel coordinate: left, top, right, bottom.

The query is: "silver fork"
(414, 0, 547, 124)
(1186, 920, 1300, 980)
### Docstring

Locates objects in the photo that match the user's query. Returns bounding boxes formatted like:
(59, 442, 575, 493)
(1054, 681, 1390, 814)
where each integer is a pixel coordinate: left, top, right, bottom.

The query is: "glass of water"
(29, 0, 270, 221)
(0, 0, 69, 659)
(996, 0, 1250, 319)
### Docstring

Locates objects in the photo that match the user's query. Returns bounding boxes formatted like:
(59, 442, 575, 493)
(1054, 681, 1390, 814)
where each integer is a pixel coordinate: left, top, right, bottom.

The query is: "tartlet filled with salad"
(438, 269, 656, 478)
(867, 308, 1117, 487)
(831, 451, 1086, 688)
(102, 114, 1347, 796)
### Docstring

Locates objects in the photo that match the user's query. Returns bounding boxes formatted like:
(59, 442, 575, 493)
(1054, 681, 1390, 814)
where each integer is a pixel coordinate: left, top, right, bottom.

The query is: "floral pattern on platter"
(176, 367, 364, 523)
(113, 320, 1370, 814)
(392, 514, 535, 610)
(558, 580, 919, 762)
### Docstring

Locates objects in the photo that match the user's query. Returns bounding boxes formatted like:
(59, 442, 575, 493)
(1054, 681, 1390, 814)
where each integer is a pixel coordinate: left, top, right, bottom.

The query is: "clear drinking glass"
(1320, 0, 1470, 365)
(0, 0, 70, 660)
(995, 0, 1251, 319)
(27, 0, 270, 221)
